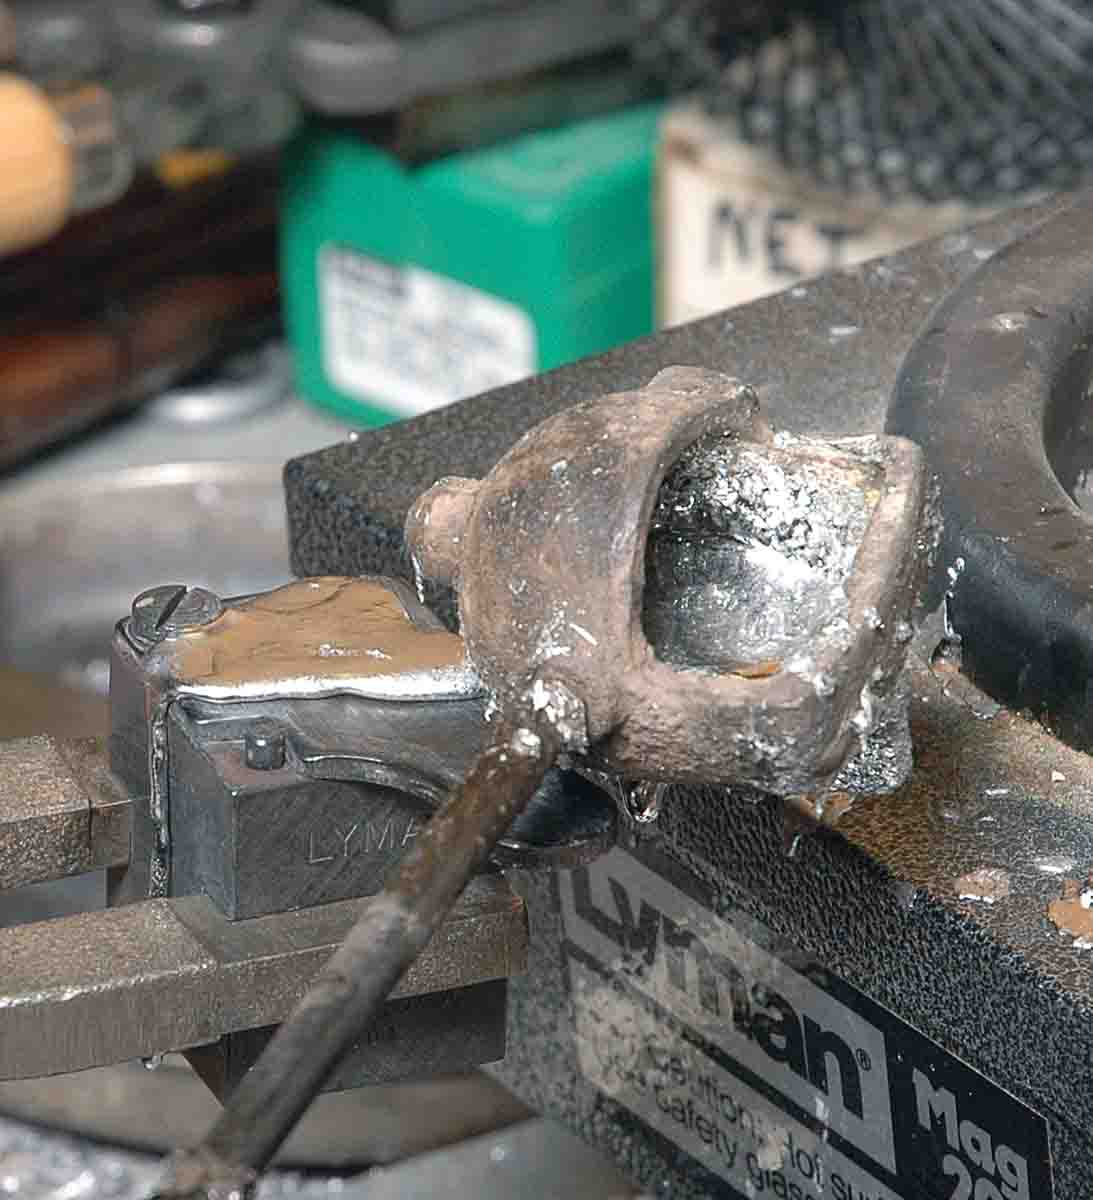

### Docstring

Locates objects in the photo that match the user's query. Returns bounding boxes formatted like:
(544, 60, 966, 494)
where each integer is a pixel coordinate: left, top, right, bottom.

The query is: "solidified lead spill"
(643, 435, 883, 671)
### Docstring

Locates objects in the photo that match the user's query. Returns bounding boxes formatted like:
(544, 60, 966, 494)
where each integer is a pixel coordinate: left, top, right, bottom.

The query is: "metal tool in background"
(7, 0, 298, 185)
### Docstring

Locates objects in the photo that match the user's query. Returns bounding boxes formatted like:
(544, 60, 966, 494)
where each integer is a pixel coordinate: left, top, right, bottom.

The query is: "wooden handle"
(0, 270, 279, 469)
(0, 6, 16, 65)
(0, 73, 73, 257)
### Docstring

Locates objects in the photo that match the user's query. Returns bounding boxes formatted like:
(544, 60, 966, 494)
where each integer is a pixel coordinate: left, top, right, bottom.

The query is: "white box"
(658, 105, 981, 327)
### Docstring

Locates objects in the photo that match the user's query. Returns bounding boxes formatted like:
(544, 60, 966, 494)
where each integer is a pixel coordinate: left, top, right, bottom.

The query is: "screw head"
(129, 584, 223, 650)
(161, 587, 223, 635)
(244, 729, 286, 771)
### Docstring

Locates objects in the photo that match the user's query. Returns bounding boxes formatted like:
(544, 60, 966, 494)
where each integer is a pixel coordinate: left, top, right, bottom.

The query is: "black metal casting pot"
(889, 196, 1093, 751)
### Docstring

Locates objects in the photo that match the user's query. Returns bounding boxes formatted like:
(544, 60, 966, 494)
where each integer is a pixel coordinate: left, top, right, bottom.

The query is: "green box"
(281, 103, 663, 425)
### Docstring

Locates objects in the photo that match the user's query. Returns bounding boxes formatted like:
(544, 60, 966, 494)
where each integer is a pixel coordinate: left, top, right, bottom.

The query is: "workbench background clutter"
(3, 0, 1076, 452)
(0, 0, 294, 472)
(279, 0, 665, 425)
(282, 0, 1084, 418)
(640, 0, 1093, 323)
(282, 101, 663, 423)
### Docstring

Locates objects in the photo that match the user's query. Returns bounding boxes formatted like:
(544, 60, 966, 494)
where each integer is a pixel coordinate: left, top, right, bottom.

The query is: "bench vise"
(0, 572, 617, 1100)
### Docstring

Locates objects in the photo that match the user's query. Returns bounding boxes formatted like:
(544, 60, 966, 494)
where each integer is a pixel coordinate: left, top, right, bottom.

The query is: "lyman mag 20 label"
(559, 848, 1053, 1200)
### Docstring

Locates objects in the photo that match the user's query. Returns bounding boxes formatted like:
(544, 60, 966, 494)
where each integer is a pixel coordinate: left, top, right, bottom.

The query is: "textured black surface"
(499, 796, 1093, 1198)
(285, 192, 1093, 1197)
(889, 196, 1093, 754)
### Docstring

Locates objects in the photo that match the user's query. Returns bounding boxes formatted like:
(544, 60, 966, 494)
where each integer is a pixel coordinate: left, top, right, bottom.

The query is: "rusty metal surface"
(0, 735, 130, 891)
(407, 367, 769, 747)
(408, 366, 929, 795)
(0, 872, 525, 1080)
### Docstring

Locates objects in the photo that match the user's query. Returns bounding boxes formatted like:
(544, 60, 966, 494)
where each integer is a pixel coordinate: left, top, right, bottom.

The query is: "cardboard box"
(658, 105, 980, 326)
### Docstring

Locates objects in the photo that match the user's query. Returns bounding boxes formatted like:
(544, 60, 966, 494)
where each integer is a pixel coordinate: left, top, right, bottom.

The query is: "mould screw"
(244, 729, 286, 771)
(129, 584, 223, 650)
